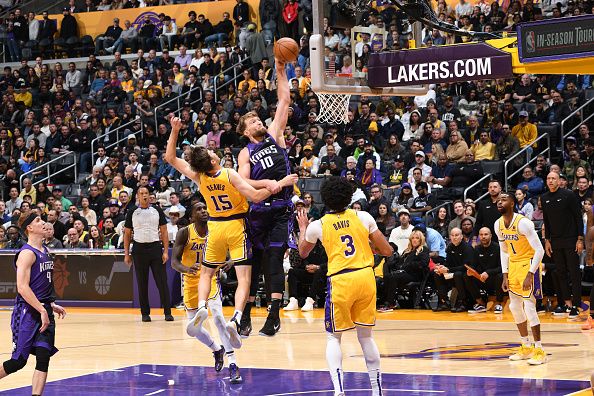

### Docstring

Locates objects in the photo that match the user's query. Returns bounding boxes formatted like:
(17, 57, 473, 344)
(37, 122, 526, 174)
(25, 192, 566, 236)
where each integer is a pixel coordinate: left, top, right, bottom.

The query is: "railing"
(503, 132, 550, 191)
(19, 151, 77, 189)
(425, 201, 452, 226)
(213, 56, 252, 102)
(560, 96, 594, 150)
(463, 173, 493, 202)
(152, 84, 203, 132)
(90, 118, 139, 165)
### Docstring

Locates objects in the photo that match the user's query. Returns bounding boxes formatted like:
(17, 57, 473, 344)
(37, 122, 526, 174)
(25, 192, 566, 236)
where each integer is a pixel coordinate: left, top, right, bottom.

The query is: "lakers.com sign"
(367, 43, 513, 88)
(517, 14, 594, 63)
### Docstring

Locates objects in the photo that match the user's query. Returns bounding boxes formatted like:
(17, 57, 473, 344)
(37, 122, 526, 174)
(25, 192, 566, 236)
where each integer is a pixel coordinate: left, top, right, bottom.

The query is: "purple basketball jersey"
(247, 133, 292, 202)
(14, 244, 55, 304)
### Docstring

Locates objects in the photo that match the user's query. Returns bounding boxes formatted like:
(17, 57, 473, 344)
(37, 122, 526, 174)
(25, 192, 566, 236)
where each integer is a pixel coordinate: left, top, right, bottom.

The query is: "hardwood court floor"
(0, 306, 593, 394)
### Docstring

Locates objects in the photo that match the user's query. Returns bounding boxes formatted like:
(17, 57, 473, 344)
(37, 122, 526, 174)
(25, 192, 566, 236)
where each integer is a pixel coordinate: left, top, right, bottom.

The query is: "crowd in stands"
(0, 0, 593, 316)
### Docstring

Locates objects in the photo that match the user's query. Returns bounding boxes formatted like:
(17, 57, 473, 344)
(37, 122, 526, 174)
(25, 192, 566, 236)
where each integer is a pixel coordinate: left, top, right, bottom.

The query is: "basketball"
(274, 38, 299, 63)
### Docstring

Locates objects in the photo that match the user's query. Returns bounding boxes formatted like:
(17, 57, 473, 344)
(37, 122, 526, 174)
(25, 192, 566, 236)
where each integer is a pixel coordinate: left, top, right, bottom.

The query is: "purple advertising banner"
(367, 43, 513, 88)
(517, 15, 594, 63)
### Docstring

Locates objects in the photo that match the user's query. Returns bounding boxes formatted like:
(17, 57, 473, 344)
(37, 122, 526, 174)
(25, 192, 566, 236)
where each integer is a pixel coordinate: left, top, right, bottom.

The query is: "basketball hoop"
(315, 92, 352, 124)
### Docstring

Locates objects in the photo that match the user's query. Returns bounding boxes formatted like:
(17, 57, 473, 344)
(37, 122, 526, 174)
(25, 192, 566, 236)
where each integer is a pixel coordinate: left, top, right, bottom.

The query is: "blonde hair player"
(164, 116, 276, 382)
(170, 202, 241, 383)
(297, 176, 393, 396)
(495, 191, 546, 365)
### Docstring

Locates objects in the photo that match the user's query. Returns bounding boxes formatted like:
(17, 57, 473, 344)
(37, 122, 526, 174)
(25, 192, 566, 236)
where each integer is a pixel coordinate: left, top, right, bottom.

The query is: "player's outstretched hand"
(170, 116, 183, 132)
(51, 303, 67, 319)
(296, 208, 310, 230)
(39, 309, 50, 333)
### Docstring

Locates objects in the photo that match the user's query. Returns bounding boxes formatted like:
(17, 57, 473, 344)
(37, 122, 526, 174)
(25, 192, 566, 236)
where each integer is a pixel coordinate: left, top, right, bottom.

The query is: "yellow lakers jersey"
(498, 214, 534, 263)
(199, 168, 248, 217)
(321, 209, 374, 276)
(181, 224, 206, 272)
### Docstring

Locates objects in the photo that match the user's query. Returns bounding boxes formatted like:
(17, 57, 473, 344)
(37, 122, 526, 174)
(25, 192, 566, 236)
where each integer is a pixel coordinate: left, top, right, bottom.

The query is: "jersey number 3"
(210, 195, 232, 212)
(341, 235, 356, 257)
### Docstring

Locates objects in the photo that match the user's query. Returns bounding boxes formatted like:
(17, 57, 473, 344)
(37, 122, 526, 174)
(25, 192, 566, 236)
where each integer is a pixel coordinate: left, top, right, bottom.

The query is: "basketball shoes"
(226, 316, 243, 349)
(509, 344, 534, 361)
(213, 345, 225, 372)
(186, 306, 208, 337)
(527, 348, 547, 365)
(229, 363, 243, 384)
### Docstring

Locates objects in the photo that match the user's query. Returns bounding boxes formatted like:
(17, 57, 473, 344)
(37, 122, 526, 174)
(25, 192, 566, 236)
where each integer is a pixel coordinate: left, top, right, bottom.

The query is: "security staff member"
(124, 186, 173, 323)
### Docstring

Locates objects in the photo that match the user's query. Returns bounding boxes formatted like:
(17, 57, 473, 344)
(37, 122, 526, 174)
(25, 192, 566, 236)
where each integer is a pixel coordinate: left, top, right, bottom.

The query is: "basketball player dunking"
(0, 214, 66, 395)
(165, 117, 277, 352)
(237, 58, 298, 337)
(171, 202, 242, 384)
(495, 192, 547, 365)
(297, 177, 393, 396)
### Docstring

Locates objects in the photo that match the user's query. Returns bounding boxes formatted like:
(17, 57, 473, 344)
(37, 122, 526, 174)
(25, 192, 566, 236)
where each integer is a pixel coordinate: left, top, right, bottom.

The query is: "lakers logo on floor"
(379, 342, 578, 361)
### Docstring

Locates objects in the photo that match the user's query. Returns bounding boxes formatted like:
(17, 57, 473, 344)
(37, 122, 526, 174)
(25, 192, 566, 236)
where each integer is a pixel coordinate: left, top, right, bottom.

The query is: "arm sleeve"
(494, 220, 509, 273)
(518, 217, 545, 273)
(304, 220, 322, 244)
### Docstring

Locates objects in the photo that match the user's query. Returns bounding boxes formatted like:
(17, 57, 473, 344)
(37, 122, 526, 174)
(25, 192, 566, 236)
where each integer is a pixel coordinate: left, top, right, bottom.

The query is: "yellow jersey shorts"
(325, 266, 376, 333)
(182, 271, 220, 310)
(203, 216, 252, 268)
(508, 259, 542, 299)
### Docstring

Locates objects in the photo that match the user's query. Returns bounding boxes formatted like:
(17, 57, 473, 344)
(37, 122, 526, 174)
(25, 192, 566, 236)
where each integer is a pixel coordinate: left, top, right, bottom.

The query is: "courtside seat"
(481, 160, 504, 177)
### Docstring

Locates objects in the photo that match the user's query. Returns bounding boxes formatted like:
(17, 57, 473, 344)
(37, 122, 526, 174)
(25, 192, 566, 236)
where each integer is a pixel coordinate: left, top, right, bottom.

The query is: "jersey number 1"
(341, 235, 356, 257)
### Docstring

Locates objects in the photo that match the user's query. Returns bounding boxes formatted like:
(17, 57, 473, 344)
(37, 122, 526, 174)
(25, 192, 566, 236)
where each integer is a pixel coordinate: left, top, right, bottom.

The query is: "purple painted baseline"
(0, 364, 589, 395)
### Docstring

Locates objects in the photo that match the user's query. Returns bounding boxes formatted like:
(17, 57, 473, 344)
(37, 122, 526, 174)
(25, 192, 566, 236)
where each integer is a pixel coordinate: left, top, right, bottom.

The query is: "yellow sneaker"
(509, 344, 534, 361)
(527, 347, 547, 365)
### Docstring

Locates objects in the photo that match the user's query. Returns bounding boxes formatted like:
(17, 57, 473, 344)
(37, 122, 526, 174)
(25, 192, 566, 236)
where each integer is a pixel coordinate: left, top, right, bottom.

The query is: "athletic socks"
(232, 310, 242, 323)
(226, 350, 237, 365)
(330, 368, 345, 396)
(368, 368, 382, 396)
(206, 339, 219, 352)
(269, 299, 282, 318)
(534, 341, 542, 349)
(520, 336, 531, 346)
(243, 302, 252, 319)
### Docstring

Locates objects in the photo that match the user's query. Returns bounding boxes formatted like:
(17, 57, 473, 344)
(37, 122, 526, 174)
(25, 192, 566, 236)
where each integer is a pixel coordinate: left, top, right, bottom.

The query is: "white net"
(315, 93, 352, 124)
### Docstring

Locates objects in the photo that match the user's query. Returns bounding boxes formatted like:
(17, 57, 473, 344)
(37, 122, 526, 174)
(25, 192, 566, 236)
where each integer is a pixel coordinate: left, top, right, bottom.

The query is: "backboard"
(309, 0, 428, 96)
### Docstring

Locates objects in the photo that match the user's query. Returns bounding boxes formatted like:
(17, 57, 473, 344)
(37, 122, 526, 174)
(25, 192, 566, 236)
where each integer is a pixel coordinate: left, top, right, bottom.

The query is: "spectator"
(357, 159, 382, 193)
(43, 223, 63, 249)
(433, 227, 473, 312)
(284, 240, 327, 312)
(495, 124, 521, 162)
(159, 16, 178, 51)
(450, 150, 483, 192)
(473, 179, 502, 236)
(300, 193, 321, 220)
(95, 18, 123, 55)
(318, 144, 344, 176)
(563, 150, 591, 186)
(517, 166, 545, 197)
(471, 130, 496, 161)
(365, 184, 389, 218)
(87, 225, 105, 248)
(107, 20, 138, 54)
(544, 91, 571, 123)
(381, 230, 429, 311)
(297, 145, 319, 177)
(389, 208, 413, 254)
(574, 176, 594, 205)
(5, 225, 25, 249)
(407, 151, 432, 182)
(446, 131, 469, 163)
(515, 189, 534, 219)
(512, 110, 537, 158)
(65, 227, 87, 248)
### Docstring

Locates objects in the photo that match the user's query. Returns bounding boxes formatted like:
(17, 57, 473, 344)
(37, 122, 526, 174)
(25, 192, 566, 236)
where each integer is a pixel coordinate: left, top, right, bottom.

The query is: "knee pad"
(523, 299, 541, 327)
(34, 347, 51, 373)
(3, 357, 27, 375)
(508, 294, 527, 324)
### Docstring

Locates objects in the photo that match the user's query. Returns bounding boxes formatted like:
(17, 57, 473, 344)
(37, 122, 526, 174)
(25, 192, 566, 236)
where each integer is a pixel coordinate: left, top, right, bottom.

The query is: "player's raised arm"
(164, 117, 200, 182)
(268, 61, 289, 146)
(16, 250, 49, 331)
(227, 168, 272, 203)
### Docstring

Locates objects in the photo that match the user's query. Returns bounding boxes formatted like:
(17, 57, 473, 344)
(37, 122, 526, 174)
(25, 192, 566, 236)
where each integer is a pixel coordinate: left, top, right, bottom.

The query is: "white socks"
(326, 332, 344, 395)
(357, 327, 382, 396)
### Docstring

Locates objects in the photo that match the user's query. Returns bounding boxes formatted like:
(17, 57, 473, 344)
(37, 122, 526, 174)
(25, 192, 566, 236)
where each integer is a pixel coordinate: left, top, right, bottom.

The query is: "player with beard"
(236, 57, 298, 337)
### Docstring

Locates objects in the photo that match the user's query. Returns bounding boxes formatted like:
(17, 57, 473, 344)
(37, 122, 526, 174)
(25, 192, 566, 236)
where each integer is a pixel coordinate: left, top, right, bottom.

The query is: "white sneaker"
(283, 297, 299, 311)
(494, 304, 503, 314)
(301, 297, 315, 312)
(105, 46, 114, 53)
(186, 306, 208, 337)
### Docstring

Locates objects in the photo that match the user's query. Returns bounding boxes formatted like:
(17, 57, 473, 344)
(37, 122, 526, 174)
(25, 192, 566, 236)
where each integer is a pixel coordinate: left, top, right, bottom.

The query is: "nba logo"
(526, 31, 536, 53)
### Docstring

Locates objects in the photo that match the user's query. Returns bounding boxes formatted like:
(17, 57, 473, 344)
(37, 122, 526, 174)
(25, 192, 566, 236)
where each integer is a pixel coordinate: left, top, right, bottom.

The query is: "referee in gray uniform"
(124, 186, 173, 322)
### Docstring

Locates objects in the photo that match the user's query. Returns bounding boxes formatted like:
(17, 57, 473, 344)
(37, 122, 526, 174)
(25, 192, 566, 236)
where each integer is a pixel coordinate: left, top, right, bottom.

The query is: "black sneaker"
(536, 300, 546, 314)
(433, 303, 450, 312)
(239, 315, 252, 339)
(142, 315, 151, 322)
(553, 305, 568, 316)
(213, 345, 225, 372)
(165, 314, 174, 321)
(259, 315, 281, 337)
(229, 363, 243, 384)
(568, 306, 579, 319)
(454, 305, 467, 313)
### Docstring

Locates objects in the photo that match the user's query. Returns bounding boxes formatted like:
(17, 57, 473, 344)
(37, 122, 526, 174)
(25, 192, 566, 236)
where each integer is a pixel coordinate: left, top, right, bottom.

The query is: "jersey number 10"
(260, 157, 274, 170)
